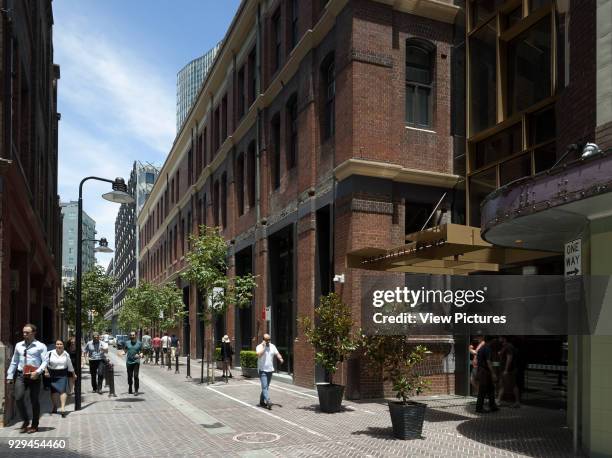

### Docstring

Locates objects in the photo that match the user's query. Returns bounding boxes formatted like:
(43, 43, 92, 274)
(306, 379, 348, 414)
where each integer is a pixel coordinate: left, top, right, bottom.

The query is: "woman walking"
(65, 335, 77, 394)
(45, 339, 76, 417)
(220, 335, 234, 381)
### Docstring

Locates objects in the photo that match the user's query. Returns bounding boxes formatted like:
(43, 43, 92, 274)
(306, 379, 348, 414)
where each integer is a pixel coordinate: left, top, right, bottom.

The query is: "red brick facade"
(138, 0, 459, 399)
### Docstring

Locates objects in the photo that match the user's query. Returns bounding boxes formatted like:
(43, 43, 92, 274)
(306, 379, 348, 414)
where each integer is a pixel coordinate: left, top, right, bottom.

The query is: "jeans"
(259, 371, 273, 405)
(476, 367, 497, 411)
(14, 375, 41, 427)
(154, 348, 160, 364)
(127, 363, 140, 392)
(89, 360, 104, 391)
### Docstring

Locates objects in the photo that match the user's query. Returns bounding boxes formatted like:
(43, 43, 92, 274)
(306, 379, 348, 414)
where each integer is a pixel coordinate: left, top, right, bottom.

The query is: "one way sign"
(565, 239, 582, 277)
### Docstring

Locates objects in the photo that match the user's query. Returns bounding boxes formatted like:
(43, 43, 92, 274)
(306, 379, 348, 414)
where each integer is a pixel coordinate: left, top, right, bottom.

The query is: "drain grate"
(233, 432, 280, 444)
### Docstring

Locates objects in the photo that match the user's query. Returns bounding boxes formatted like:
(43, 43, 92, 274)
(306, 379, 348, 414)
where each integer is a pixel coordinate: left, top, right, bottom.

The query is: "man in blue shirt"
(124, 332, 143, 395)
(7, 323, 48, 433)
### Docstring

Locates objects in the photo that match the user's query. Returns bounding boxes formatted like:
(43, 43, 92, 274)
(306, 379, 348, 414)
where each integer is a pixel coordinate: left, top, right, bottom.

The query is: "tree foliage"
(118, 282, 185, 332)
(182, 225, 257, 322)
(361, 336, 429, 403)
(299, 293, 358, 384)
(63, 265, 115, 334)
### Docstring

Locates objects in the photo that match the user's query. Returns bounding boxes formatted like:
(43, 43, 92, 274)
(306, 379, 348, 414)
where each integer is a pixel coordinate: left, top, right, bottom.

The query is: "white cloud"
(55, 14, 174, 269)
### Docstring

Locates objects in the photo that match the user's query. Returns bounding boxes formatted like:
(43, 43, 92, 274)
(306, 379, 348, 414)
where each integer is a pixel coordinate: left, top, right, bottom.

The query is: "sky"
(53, 0, 241, 269)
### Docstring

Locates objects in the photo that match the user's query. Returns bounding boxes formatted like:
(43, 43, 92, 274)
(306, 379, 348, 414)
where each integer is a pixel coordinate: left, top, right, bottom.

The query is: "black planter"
(241, 367, 258, 378)
(388, 401, 426, 439)
(316, 383, 345, 413)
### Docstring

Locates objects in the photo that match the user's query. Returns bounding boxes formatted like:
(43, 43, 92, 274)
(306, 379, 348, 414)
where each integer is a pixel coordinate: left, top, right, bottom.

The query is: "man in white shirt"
(256, 334, 283, 410)
(160, 332, 171, 366)
(7, 323, 48, 433)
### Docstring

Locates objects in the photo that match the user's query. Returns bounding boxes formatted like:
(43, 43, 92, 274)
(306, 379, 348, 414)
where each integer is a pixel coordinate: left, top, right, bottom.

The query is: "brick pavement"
(1, 350, 581, 457)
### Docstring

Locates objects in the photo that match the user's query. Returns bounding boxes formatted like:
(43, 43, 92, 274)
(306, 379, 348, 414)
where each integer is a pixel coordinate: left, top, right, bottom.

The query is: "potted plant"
(299, 293, 358, 413)
(240, 350, 258, 378)
(362, 336, 429, 439)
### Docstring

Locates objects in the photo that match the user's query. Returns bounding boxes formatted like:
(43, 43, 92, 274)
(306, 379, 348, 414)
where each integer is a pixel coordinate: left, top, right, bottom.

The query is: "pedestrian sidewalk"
(1, 349, 581, 457)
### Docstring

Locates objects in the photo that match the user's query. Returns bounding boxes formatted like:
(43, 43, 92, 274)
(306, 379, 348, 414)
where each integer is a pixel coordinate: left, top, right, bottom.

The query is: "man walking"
(475, 336, 499, 414)
(7, 324, 48, 433)
(142, 330, 152, 365)
(83, 332, 108, 394)
(160, 332, 171, 366)
(152, 334, 161, 365)
(124, 331, 143, 395)
(256, 334, 283, 410)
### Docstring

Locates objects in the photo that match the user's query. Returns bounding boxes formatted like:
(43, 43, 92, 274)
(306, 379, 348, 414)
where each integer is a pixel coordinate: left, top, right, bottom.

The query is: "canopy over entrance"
(347, 223, 556, 274)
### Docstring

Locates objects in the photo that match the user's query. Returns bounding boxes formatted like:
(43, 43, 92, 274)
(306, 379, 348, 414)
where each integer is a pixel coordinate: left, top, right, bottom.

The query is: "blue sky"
(54, 0, 241, 268)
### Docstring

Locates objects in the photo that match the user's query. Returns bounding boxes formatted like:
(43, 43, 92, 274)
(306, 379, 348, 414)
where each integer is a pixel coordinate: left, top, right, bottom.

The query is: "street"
(1, 349, 579, 458)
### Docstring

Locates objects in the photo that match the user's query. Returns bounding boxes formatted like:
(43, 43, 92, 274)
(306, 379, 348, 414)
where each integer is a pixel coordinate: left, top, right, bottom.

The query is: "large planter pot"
(388, 401, 426, 439)
(242, 367, 258, 378)
(316, 383, 345, 413)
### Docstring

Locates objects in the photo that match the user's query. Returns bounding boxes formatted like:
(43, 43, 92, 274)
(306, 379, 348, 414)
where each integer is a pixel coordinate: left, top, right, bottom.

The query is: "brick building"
(0, 0, 61, 423)
(137, 0, 463, 397)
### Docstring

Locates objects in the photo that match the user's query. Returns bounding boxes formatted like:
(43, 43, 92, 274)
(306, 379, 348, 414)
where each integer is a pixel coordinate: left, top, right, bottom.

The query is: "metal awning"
(347, 224, 557, 274)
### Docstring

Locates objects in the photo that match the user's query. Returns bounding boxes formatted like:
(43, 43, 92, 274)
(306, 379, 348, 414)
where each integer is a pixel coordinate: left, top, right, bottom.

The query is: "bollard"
(175, 353, 179, 374)
(160, 350, 164, 367)
(106, 361, 117, 397)
(186, 353, 191, 379)
(167, 350, 172, 370)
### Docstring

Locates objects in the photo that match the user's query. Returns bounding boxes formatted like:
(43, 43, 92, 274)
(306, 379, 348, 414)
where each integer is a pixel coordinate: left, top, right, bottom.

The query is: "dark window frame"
(322, 55, 335, 141)
(272, 8, 282, 74)
(271, 114, 281, 189)
(286, 94, 298, 169)
(405, 39, 435, 129)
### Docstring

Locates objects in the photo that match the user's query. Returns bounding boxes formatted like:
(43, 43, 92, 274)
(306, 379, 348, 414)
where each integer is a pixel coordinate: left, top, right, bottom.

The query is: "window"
(237, 66, 245, 120)
(236, 153, 245, 216)
(469, 20, 496, 134)
(287, 95, 298, 169)
(214, 106, 221, 151)
(221, 172, 227, 228)
(145, 172, 155, 184)
(290, 0, 299, 50)
(271, 114, 281, 189)
(176, 171, 180, 201)
(506, 18, 552, 117)
(322, 55, 335, 140)
(272, 9, 282, 73)
(213, 179, 220, 227)
(196, 132, 203, 174)
(221, 94, 228, 142)
(248, 48, 257, 105)
(202, 127, 208, 166)
(188, 148, 193, 185)
(405, 40, 434, 128)
(248, 141, 256, 207)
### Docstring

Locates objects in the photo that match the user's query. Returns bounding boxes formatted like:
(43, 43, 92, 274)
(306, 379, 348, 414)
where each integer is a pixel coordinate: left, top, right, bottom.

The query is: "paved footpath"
(1, 349, 581, 457)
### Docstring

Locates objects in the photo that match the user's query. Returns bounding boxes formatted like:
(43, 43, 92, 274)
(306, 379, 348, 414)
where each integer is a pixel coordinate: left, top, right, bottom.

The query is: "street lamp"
(75, 177, 134, 411)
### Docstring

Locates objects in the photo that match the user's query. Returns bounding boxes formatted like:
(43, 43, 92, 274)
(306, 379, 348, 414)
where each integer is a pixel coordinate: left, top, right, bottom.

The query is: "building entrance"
(269, 226, 294, 374)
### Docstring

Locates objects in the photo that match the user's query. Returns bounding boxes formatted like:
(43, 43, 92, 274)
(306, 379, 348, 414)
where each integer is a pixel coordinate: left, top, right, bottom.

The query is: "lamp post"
(75, 177, 134, 411)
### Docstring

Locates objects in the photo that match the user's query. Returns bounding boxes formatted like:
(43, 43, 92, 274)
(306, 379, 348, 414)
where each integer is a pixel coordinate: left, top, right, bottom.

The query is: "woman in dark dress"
(65, 335, 77, 394)
(220, 335, 234, 381)
(45, 339, 76, 417)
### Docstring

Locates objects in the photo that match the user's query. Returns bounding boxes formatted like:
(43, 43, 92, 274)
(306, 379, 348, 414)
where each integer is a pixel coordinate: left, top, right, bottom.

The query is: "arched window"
(406, 40, 434, 128)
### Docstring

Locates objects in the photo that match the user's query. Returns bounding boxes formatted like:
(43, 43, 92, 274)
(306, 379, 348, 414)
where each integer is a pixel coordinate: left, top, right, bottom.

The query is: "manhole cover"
(233, 432, 281, 444)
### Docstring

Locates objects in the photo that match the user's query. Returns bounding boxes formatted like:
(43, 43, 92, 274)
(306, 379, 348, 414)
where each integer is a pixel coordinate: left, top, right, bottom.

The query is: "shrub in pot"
(240, 350, 258, 378)
(362, 336, 429, 439)
(299, 293, 358, 413)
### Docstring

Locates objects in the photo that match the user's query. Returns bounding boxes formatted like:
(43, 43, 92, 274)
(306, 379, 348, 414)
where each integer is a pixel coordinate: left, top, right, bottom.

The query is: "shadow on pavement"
(456, 414, 579, 457)
(351, 426, 408, 440)
(297, 404, 358, 414)
(114, 397, 145, 402)
(425, 407, 471, 422)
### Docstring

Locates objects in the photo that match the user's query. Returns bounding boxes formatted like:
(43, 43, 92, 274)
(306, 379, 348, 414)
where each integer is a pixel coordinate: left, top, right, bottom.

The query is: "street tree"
(182, 225, 257, 383)
(119, 281, 185, 333)
(63, 265, 115, 336)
